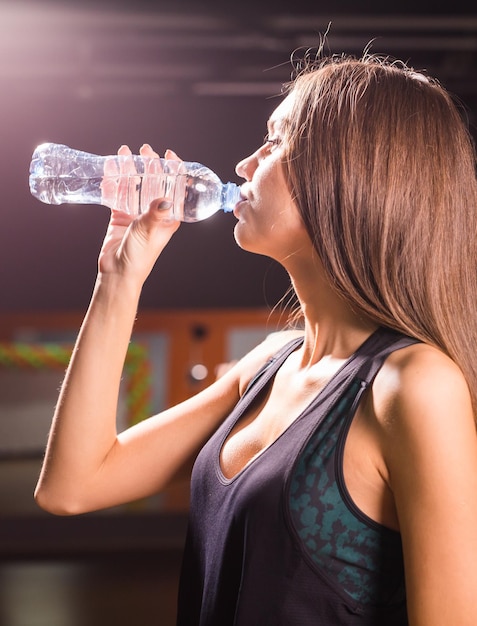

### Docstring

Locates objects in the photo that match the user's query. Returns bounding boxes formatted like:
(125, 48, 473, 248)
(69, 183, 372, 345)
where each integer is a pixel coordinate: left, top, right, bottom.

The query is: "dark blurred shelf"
(0, 512, 188, 559)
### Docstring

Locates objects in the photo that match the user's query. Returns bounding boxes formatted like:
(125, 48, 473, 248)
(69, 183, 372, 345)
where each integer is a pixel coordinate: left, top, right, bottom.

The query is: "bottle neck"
(222, 182, 241, 212)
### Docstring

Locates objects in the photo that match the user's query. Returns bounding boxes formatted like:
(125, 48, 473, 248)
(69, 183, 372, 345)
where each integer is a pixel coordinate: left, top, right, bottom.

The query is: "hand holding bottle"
(97, 143, 181, 285)
(100, 143, 185, 218)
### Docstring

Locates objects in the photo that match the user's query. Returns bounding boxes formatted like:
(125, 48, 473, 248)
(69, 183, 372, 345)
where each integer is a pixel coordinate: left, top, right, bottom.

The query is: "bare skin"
(35, 96, 477, 626)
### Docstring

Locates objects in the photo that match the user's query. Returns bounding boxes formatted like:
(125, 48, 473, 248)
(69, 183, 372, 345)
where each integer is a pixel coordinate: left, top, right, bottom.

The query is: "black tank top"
(177, 327, 419, 625)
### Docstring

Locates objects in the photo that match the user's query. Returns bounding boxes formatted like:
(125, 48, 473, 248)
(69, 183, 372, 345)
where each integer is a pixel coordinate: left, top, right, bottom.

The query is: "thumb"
(154, 198, 174, 217)
(146, 198, 176, 224)
(139, 198, 181, 240)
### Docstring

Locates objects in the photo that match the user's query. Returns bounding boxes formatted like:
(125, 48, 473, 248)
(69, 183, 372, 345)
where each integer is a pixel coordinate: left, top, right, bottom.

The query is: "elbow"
(34, 484, 86, 516)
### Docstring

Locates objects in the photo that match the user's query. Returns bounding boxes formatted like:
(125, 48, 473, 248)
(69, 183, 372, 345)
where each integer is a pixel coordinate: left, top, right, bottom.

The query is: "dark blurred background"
(1, 0, 476, 313)
(0, 2, 476, 625)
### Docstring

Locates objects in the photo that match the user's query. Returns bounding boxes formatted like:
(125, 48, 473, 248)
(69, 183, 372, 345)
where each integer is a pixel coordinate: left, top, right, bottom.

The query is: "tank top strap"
(241, 327, 419, 410)
(351, 326, 421, 386)
(241, 335, 305, 397)
(323, 327, 421, 417)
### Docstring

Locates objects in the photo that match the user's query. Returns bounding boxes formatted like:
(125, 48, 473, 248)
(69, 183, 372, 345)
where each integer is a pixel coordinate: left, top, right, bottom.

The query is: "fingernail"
(157, 200, 172, 210)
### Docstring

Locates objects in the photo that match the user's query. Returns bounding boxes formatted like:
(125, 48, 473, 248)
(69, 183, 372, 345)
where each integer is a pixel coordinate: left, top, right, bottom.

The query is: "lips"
(233, 201, 244, 218)
(233, 189, 249, 218)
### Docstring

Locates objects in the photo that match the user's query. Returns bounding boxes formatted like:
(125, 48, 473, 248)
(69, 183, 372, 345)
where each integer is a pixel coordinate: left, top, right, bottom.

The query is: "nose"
(235, 150, 258, 182)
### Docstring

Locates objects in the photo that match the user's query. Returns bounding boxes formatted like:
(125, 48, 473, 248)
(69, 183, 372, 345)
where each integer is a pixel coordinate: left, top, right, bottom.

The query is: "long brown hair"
(283, 54, 477, 416)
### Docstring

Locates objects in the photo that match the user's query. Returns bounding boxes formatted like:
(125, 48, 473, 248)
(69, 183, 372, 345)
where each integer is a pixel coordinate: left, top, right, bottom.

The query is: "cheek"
(255, 170, 293, 221)
(255, 178, 301, 237)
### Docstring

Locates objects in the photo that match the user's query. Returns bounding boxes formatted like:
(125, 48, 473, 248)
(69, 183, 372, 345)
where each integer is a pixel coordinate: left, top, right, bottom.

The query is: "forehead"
(268, 92, 295, 127)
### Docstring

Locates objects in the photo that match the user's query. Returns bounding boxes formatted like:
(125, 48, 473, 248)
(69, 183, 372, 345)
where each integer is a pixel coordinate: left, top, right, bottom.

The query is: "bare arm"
(34, 270, 235, 514)
(377, 345, 477, 625)
(35, 283, 293, 515)
(34, 144, 296, 514)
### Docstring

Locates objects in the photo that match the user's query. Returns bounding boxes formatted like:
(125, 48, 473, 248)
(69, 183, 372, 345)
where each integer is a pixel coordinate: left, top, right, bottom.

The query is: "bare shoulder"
(372, 341, 473, 432)
(369, 339, 476, 489)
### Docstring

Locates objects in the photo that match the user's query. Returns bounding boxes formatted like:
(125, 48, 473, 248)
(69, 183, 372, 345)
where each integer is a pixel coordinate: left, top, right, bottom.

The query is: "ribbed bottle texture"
(29, 143, 241, 223)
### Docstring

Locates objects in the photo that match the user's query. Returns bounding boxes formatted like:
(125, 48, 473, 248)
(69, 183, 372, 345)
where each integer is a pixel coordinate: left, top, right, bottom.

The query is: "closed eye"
(263, 133, 281, 148)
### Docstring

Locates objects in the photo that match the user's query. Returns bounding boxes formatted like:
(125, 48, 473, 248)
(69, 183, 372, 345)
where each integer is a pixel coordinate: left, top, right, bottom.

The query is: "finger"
(164, 148, 181, 161)
(147, 198, 179, 226)
(139, 144, 163, 211)
(141, 143, 161, 176)
(140, 143, 159, 159)
(140, 144, 160, 177)
(163, 149, 185, 176)
(117, 145, 140, 215)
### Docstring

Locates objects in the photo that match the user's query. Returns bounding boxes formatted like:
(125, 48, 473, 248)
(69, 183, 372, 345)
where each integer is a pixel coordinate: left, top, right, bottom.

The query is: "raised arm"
(34, 143, 296, 515)
(34, 144, 185, 514)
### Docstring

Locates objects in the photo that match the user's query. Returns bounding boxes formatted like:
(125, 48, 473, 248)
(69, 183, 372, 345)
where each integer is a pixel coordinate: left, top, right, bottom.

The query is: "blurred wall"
(1, 0, 476, 313)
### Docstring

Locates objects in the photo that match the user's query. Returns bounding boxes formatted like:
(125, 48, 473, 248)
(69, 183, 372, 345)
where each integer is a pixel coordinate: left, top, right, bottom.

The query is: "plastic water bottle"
(29, 143, 242, 223)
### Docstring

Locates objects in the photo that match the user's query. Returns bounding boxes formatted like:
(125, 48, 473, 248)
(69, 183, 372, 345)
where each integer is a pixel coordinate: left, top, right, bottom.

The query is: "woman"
(35, 53, 477, 625)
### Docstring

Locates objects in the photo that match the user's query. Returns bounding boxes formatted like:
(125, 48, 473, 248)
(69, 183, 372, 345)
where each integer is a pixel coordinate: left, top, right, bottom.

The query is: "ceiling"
(1, 1, 476, 313)
(3, 1, 477, 99)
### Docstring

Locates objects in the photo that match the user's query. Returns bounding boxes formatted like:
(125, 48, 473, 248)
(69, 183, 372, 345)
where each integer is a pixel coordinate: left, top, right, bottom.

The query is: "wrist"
(93, 272, 143, 309)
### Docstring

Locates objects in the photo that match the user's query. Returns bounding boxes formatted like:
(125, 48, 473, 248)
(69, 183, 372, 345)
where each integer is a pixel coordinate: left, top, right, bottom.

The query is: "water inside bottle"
(29, 175, 104, 206)
(29, 143, 242, 222)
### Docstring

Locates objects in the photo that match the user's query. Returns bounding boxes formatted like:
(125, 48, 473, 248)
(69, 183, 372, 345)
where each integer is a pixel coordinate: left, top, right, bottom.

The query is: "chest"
(218, 359, 397, 529)
(184, 357, 407, 624)
(220, 358, 344, 481)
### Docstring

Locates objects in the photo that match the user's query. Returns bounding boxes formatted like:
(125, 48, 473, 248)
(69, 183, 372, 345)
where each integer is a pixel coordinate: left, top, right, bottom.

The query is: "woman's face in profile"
(232, 93, 311, 263)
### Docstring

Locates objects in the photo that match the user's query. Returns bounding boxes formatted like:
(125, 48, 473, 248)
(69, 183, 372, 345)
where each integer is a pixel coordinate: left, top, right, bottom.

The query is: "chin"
(233, 222, 255, 253)
(233, 225, 276, 261)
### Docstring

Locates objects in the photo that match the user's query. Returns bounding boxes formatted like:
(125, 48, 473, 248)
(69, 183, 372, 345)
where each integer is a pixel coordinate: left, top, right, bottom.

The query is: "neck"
(288, 262, 378, 368)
